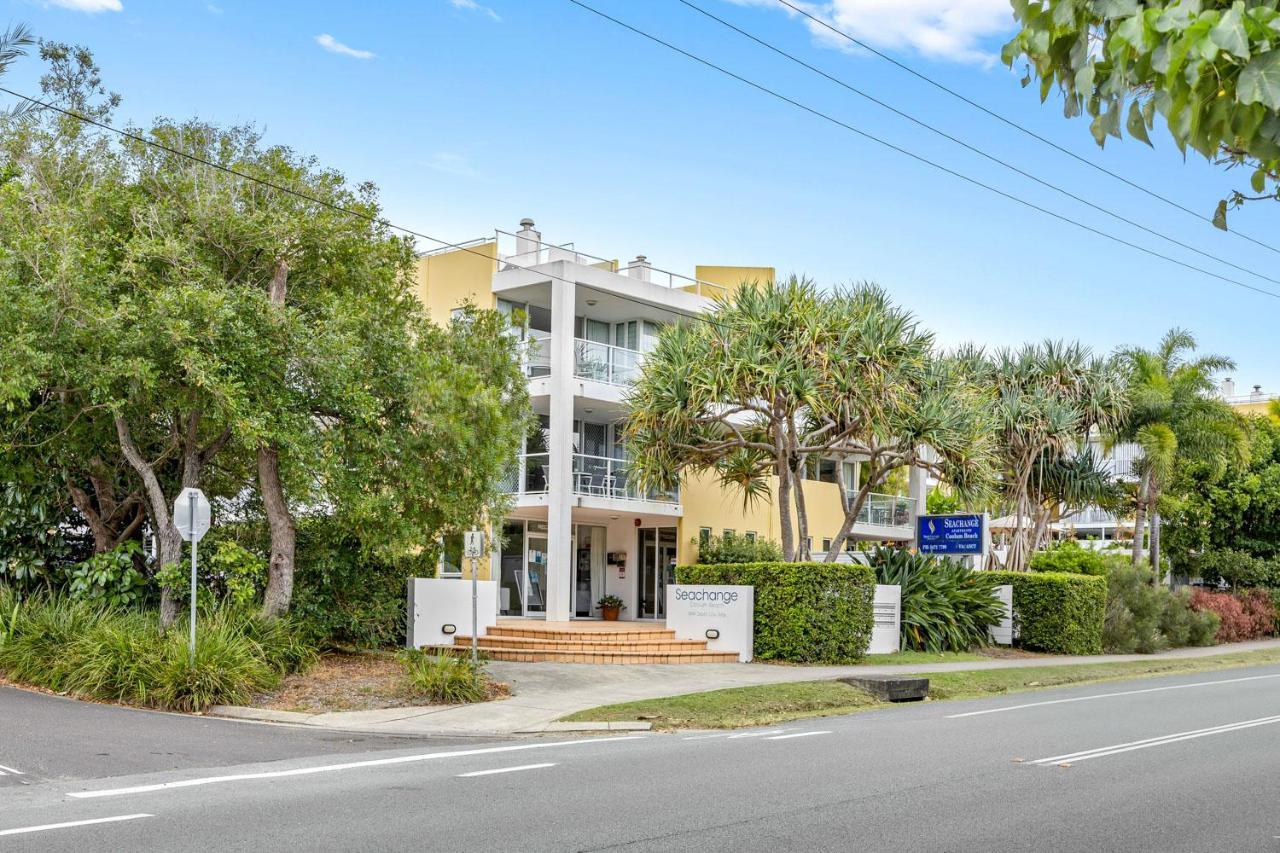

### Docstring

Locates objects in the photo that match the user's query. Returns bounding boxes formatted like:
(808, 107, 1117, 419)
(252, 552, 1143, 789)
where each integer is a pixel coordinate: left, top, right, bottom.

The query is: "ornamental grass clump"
(400, 650, 491, 705)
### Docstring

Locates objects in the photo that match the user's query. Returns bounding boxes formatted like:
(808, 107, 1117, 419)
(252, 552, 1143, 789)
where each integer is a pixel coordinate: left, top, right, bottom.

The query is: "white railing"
(494, 229, 728, 299)
(573, 454, 678, 503)
(522, 335, 551, 378)
(1063, 507, 1119, 525)
(847, 492, 915, 528)
(574, 339, 643, 386)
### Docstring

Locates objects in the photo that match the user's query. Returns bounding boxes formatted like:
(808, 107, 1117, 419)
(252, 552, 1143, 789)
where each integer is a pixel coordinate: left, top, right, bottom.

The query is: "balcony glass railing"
(522, 335, 551, 378)
(846, 492, 915, 528)
(574, 339, 642, 386)
(573, 454, 678, 503)
(502, 453, 678, 504)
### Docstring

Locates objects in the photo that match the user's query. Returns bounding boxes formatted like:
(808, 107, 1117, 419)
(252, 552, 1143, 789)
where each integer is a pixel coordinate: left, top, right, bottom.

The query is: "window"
(744, 531, 757, 542)
(698, 527, 712, 544)
(439, 533, 464, 577)
(817, 459, 839, 484)
(723, 529, 736, 540)
(822, 538, 832, 552)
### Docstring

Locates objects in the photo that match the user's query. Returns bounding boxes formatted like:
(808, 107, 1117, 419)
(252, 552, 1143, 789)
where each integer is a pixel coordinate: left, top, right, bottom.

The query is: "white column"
(545, 272, 576, 621)
(908, 458, 929, 546)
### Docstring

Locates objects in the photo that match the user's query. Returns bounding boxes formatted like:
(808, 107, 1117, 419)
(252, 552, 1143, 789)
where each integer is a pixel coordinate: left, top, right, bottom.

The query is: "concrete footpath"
(208, 638, 1280, 736)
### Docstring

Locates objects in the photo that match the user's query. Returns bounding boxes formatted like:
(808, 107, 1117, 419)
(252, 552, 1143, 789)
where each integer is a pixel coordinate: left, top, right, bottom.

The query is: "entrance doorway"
(498, 520, 548, 618)
(573, 525, 607, 618)
(637, 526, 678, 619)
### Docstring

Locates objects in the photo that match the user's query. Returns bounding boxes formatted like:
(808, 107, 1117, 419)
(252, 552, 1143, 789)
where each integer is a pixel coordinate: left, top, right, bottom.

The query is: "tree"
(624, 278, 994, 562)
(962, 341, 1128, 571)
(1005, 0, 1280, 226)
(0, 47, 529, 624)
(1028, 447, 1123, 549)
(1115, 328, 1247, 581)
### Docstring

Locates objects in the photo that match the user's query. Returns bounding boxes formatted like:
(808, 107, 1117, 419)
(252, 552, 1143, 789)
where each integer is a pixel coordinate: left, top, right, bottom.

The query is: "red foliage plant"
(1189, 588, 1276, 643)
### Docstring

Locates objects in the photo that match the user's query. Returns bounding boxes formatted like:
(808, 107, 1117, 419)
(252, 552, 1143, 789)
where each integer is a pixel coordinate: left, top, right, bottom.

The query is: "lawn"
(562, 647, 1280, 730)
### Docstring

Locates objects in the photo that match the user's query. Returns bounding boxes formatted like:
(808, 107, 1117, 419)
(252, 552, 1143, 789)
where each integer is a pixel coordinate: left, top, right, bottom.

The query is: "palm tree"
(963, 341, 1127, 570)
(0, 24, 34, 116)
(1115, 329, 1247, 582)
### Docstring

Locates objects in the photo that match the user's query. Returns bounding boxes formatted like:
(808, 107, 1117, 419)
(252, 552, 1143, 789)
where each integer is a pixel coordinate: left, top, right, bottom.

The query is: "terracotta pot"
(601, 605, 621, 621)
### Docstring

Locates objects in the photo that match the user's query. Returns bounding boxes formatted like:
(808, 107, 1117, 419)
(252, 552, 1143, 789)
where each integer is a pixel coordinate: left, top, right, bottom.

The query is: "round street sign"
(173, 487, 212, 543)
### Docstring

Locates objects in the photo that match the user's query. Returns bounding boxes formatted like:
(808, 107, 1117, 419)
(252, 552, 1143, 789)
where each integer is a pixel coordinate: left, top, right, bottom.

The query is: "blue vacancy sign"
(917, 513, 985, 556)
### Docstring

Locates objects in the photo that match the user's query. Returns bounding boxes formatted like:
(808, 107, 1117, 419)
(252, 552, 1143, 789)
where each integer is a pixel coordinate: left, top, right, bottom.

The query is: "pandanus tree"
(1116, 329, 1247, 581)
(961, 342, 1128, 571)
(623, 277, 994, 562)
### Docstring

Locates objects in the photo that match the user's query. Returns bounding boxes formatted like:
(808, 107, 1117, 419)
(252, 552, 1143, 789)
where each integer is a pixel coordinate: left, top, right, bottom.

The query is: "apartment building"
(416, 219, 922, 622)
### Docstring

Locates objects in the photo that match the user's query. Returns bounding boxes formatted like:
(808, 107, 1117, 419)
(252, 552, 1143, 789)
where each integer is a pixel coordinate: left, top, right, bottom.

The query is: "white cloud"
(731, 0, 1015, 65)
(47, 0, 122, 12)
(424, 151, 480, 177)
(314, 33, 376, 60)
(449, 0, 501, 23)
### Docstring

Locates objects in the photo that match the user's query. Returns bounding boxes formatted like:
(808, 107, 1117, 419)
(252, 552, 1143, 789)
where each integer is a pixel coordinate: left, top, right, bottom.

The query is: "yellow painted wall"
(676, 471, 852, 564)
(1231, 400, 1274, 418)
(690, 265, 776, 299)
(413, 241, 499, 324)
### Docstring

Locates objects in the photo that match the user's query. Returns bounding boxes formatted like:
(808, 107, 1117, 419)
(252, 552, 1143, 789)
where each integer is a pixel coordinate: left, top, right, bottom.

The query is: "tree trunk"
(114, 414, 182, 628)
(259, 259, 298, 619)
(1149, 507, 1163, 587)
(1131, 472, 1149, 567)
(258, 443, 296, 619)
(792, 457, 810, 561)
(774, 424, 795, 561)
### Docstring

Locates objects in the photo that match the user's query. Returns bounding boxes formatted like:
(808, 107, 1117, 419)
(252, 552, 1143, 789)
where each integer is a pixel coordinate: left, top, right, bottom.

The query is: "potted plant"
(596, 594, 625, 621)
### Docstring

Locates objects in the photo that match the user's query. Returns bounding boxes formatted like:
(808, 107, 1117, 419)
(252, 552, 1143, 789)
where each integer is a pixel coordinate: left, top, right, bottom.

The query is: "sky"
(3, 0, 1278, 392)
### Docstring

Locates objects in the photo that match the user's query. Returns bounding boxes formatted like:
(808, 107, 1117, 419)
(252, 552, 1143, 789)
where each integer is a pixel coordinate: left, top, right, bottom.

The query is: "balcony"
(574, 339, 643, 386)
(573, 454, 678, 503)
(502, 453, 678, 505)
(848, 492, 915, 529)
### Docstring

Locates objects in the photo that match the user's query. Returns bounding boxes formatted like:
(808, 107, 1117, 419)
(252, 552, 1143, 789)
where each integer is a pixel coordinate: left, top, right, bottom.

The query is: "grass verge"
(561, 647, 1280, 730)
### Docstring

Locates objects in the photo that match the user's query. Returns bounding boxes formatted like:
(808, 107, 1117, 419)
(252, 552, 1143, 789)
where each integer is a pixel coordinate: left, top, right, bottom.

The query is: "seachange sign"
(916, 513, 986, 556)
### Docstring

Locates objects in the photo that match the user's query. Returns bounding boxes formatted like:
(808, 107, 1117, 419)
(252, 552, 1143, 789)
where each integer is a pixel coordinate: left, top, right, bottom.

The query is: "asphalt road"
(3, 665, 1280, 851)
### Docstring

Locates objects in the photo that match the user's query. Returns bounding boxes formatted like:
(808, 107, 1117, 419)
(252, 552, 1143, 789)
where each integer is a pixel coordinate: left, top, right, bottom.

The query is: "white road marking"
(0, 814, 153, 836)
(947, 672, 1280, 719)
(457, 763, 556, 778)
(0, 763, 23, 775)
(765, 731, 832, 741)
(68, 736, 645, 799)
(1029, 714, 1280, 765)
(681, 733, 732, 741)
(726, 730, 787, 739)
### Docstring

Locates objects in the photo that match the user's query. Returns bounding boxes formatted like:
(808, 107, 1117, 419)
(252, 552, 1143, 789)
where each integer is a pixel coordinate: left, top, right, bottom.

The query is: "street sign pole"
(189, 490, 198, 668)
(470, 553, 478, 665)
(463, 529, 484, 665)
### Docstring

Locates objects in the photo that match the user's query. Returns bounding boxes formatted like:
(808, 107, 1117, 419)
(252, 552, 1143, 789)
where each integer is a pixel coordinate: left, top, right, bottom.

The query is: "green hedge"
(984, 570, 1106, 655)
(675, 562, 875, 663)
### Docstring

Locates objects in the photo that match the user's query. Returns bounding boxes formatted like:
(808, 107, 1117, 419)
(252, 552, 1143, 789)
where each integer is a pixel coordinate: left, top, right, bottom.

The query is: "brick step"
(486, 626, 678, 642)
(454, 634, 710, 653)
(427, 645, 740, 665)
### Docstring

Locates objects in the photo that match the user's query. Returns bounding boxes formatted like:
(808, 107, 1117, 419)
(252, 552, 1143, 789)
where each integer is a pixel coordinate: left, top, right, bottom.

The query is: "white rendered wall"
(407, 578, 498, 648)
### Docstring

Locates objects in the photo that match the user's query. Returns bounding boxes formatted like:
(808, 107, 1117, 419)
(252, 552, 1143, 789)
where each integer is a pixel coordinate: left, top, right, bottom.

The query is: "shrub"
(983, 570, 1106, 655)
(1103, 561, 1218, 653)
(1190, 588, 1276, 643)
(676, 562, 875, 663)
(400, 650, 490, 704)
(65, 542, 148, 607)
(1029, 539, 1106, 577)
(694, 534, 783, 564)
(871, 548, 1003, 652)
(0, 593, 314, 711)
(1192, 549, 1279, 590)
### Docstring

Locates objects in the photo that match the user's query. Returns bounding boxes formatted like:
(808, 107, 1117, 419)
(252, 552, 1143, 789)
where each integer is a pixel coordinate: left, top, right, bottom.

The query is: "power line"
(565, 0, 1280, 301)
(773, 0, 1280, 258)
(677, 0, 1280, 290)
(0, 85, 742, 331)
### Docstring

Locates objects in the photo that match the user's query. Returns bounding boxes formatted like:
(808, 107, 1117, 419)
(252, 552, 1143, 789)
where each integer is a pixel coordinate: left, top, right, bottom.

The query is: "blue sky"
(4, 0, 1278, 392)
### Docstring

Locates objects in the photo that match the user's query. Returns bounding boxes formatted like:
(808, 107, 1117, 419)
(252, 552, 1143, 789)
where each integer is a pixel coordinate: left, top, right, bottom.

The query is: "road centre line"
(0, 764, 24, 775)
(68, 737, 644, 799)
(726, 730, 787, 739)
(765, 731, 832, 740)
(0, 814, 154, 836)
(457, 763, 556, 778)
(947, 672, 1280, 719)
(1030, 714, 1280, 765)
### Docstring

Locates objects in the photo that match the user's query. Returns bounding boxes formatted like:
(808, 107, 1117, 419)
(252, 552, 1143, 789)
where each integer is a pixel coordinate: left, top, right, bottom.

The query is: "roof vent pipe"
(626, 254, 651, 283)
(515, 218, 541, 259)
(1221, 377, 1236, 398)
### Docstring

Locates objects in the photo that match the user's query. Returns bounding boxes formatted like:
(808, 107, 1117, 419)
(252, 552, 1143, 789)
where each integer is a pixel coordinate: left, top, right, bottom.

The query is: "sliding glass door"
(637, 526, 678, 619)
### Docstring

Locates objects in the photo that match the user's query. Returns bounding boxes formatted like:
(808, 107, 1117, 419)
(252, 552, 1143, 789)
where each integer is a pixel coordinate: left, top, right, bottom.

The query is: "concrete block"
(838, 675, 929, 702)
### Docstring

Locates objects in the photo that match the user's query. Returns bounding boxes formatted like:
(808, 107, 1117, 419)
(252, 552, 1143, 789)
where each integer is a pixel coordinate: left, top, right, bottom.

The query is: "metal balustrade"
(573, 339, 642, 386)
(501, 453, 678, 504)
(848, 492, 915, 528)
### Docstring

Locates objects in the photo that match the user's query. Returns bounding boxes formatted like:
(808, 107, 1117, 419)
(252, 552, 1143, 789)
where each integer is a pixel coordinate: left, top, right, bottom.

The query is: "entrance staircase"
(436, 621, 738, 664)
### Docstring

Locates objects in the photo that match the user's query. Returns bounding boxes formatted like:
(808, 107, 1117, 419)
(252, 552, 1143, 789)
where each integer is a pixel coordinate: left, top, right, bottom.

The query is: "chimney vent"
(515, 218, 541, 260)
(626, 255, 652, 283)
(1221, 377, 1236, 398)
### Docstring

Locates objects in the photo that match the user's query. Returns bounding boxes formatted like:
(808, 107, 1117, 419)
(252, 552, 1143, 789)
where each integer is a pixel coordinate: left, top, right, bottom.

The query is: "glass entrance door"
(638, 526, 678, 619)
(573, 525, 606, 618)
(499, 520, 548, 618)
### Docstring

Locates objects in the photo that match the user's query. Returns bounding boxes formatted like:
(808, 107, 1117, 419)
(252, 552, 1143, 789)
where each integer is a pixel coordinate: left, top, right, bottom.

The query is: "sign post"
(173, 487, 212, 667)
(463, 529, 485, 665)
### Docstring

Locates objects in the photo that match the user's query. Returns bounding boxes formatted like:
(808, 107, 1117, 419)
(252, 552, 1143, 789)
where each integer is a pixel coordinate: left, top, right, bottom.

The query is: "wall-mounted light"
(585, 299, 597, 306)
(705, 628, 720, 640)
(442, 624, 457, 635)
